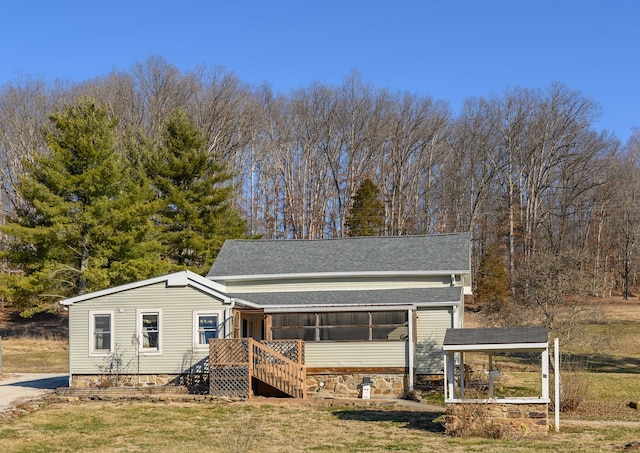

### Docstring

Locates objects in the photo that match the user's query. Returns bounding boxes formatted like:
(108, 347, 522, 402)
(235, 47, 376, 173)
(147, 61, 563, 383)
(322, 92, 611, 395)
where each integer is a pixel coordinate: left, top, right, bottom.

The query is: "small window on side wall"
(137, 309, 162, 354)
(193, 311, 220, 348)
(89, 311, 113, 355)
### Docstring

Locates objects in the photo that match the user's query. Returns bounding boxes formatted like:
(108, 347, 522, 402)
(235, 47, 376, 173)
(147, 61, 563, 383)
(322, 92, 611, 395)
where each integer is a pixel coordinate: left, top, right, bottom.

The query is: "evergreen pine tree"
(149, 109, 249, 273)
(0, 98, 168, 316)
(474, 245, 511, 314)
(345, 178, 385, 237)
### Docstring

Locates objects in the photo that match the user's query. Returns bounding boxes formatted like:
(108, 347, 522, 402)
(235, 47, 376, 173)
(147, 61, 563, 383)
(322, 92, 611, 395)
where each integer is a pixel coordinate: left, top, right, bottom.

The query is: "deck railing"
(209, 338, 306, 399)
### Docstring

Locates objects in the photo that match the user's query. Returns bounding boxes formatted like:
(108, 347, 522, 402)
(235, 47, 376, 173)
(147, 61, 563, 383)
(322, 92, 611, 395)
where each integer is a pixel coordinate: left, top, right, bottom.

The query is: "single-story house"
(61, 233, 471, 398)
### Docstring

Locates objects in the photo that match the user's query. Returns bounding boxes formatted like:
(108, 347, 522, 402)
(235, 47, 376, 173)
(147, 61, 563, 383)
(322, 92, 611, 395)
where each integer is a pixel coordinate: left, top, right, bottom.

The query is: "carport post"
(554, 337, 560, 432)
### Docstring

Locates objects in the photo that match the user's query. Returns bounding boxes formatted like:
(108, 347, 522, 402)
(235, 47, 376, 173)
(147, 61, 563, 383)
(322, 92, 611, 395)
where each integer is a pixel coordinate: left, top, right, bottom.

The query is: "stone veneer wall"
(71, 373, 208, 389)
(445, 402, 548, 437)
(306, 373, 406, 398)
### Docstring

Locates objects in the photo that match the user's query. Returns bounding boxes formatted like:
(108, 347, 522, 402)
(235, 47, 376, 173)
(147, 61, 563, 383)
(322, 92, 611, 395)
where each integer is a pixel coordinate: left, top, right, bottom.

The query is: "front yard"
(0, 399, 639, 452)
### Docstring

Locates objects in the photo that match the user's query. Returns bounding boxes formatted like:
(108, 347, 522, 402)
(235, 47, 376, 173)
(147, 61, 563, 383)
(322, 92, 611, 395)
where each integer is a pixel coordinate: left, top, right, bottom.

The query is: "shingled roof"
(443, 326, 548, 351)
(230, 286, 463, 309)
(208, 233, 470, 278)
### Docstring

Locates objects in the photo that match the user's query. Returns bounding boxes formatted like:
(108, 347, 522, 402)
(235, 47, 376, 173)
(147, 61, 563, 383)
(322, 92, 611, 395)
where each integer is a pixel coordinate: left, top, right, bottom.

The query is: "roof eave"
(264, 303, 418, 313)
(61, 270, 231, 306)
(209, 270, 471, 281)
(443, 342, 549, 352)
(260, 300, 460, 313)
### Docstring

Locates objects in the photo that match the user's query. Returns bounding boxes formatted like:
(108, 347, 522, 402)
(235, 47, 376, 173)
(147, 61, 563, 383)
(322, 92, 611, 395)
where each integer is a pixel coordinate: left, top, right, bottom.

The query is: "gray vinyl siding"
(68, 282, 227, 375)
(305, 341, 407, 368)
(414, 307, 453, 374)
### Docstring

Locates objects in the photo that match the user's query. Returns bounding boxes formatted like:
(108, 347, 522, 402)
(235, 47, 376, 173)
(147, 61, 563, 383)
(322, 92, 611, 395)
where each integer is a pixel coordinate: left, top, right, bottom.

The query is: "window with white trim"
(89, 311, 114, 355)
(193, 311, 221, 349)
(137, 309, 162, 353)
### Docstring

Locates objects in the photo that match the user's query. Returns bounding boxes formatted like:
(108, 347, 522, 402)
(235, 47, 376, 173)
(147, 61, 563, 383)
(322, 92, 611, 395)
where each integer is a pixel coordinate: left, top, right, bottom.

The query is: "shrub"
(556, 358, 592, 412)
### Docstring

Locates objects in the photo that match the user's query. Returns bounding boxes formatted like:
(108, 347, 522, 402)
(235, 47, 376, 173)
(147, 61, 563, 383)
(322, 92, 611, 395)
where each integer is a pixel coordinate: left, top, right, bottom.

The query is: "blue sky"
(2, 1, 638, 142)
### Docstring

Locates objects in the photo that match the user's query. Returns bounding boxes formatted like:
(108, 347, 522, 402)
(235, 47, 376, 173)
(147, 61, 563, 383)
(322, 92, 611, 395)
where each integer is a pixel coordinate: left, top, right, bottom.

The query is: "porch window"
(137, 309, 162, 353)
(271, 313, 316, 341)
(271, 311, 408, 342)
(89, 311, 113, 355)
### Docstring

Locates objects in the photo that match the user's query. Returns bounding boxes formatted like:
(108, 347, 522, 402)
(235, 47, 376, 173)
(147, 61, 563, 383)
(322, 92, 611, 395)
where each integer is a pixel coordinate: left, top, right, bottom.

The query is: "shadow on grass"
(563, 353, 640, 374)
(505, 351, 640, 374)
(332, 409, 445, 433)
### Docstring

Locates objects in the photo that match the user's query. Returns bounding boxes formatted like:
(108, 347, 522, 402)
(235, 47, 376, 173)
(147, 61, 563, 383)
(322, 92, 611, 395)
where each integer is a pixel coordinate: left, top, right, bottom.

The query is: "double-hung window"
(89, 311, 113, 355)
(138, 309, 162, 353)
(193, 311, 221, 349)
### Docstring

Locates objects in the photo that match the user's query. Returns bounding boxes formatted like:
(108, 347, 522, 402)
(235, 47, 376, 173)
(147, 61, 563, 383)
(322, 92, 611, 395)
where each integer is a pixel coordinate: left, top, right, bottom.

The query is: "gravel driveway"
(0, 373, 68, 412)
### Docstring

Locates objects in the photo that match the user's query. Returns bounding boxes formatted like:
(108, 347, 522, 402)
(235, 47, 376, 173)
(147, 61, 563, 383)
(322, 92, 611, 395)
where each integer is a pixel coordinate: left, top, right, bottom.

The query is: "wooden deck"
(209, 339, 306, 399)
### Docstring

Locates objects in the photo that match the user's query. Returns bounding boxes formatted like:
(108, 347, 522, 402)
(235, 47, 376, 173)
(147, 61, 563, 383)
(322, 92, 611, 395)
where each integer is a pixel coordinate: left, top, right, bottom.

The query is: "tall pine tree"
(474, 245, 511, 314)
(345, 178, 385, 237)
(147, 109, 249, 273)
(0, 98, 167, 316)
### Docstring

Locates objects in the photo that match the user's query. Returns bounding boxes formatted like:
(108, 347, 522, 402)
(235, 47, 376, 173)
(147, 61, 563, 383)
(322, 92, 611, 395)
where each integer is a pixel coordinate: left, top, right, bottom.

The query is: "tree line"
(1, 55, 639, 320)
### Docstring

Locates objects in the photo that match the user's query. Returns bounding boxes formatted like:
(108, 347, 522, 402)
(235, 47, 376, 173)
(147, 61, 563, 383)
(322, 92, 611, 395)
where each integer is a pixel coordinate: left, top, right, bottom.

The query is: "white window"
(89, 311, 114, 356)
(193, 311, 221, 349)
(137, 309, 162, 354)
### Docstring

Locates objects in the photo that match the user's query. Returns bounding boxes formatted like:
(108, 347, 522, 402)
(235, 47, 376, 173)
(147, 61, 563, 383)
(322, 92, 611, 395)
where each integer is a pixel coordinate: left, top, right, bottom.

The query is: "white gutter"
(443, 342, 549, 352)
(210, 270, 471, 282)
(223, 299, 236, 338)
(264, 304, 417, 313)
(407, 307, 414, 391)
(412, 301, 461, 308)
(260, 301, 460, 313)
(229, 297, 266, 310)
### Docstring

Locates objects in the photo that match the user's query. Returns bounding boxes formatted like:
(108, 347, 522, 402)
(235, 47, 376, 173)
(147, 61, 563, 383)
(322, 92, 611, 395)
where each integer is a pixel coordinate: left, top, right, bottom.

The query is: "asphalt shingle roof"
(443, 326, 548, 346)
(231, 286, 463, 308)
(208, 233, 470, 278)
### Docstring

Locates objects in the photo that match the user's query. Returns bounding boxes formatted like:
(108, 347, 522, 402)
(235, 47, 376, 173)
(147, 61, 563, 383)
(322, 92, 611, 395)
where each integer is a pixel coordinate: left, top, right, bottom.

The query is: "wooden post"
(0, 336, 3, 374)
(247, 339, 253, 399)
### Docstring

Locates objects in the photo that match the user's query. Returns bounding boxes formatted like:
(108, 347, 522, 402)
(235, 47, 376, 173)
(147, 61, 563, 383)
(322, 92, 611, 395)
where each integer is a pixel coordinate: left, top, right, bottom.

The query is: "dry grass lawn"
(1, 400, 640, 452)
(0, 336, 68, 374)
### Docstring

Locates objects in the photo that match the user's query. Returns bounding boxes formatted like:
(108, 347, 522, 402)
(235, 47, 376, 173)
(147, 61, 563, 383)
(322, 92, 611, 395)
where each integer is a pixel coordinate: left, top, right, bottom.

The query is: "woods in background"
(0, 55, 638, 323)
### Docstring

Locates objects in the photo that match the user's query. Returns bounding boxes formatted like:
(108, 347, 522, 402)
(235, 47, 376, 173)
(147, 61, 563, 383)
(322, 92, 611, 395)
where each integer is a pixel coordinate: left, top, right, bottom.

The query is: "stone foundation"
(306, 373, 406, 398)
(71, 373, 208, 389)
(445, 402, 548, 437)
(72, 372, 407, 399)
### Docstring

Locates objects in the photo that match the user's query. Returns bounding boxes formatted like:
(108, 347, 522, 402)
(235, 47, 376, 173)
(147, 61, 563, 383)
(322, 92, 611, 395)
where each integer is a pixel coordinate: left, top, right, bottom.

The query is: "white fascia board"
(443, 342, 549, 352)
(229, 297, 265, 310)
(209, 270, 471, 282)
(264, 304, 417, 313)
(168, 270, 228, 292)
(60, 273, 172, 306)
(171, 270, 231, 303)
(414, 301, 461, 308)
(257, 301, 458, 313)
(188, 281, 232, 304)
(61, 270, 232, 306)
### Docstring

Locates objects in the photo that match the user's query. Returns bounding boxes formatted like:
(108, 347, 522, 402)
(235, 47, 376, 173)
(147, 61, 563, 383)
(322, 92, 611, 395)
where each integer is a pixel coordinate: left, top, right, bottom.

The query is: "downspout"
(63, 305, 72, 387)
(407, 307, 414, 391)
(224, 299, 236, 339)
